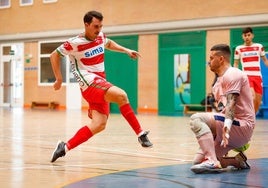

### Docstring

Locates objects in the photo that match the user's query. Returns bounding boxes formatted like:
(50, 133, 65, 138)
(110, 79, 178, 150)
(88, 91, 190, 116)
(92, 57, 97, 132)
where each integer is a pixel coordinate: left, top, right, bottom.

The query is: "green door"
(105, 35, 138, 113)
(158, 31, 206, 115)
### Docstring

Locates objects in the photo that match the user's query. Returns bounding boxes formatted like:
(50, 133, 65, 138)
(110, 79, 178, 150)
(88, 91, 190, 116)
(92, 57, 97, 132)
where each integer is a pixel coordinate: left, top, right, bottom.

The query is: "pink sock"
(120, 103, 143, 135)
(66, 126, 93, 150)
(197, 133, 218, 162)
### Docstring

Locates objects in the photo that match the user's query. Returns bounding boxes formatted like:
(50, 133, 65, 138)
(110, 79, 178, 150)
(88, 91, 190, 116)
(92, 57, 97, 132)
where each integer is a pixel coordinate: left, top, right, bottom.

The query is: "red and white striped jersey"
(57, 32, 109, 91)
(234, 43, 266, 77)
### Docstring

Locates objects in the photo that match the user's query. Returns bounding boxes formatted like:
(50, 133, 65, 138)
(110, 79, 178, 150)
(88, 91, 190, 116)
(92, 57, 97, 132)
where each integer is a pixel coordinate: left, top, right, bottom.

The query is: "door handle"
(0, 83, 13, 87)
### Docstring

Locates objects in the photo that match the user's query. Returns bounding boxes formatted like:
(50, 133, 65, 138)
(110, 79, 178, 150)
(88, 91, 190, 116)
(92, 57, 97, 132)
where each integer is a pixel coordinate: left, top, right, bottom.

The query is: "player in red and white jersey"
(50, 10, 153, 163)
(234, 27, 268, 113)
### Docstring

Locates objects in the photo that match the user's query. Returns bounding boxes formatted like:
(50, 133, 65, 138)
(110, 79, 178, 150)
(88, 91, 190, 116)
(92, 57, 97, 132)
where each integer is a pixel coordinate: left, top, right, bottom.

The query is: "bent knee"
(190, 113, 211, 137)
(90, 122, 107, 134)
(116, 91, 129, 105)
(98, 123, 106, 132)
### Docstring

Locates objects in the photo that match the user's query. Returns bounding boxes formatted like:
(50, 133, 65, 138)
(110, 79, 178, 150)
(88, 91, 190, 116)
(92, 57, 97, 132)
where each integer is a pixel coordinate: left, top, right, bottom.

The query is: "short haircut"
(210, 44, 231, 61)
(242, 27, 253, 34)
(83, 10, 103, 23)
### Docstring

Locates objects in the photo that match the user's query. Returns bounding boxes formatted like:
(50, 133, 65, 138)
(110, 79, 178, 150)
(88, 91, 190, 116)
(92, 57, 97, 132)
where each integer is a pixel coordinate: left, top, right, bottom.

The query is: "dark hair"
(242, 27, 253, 34)
(210, 44, 231, 61)
(83, 11, 103, 23)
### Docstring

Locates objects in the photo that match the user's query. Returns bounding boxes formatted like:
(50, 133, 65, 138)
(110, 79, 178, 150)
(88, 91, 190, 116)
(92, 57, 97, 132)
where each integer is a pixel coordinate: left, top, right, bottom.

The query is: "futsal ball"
(233, 143, 250, 152)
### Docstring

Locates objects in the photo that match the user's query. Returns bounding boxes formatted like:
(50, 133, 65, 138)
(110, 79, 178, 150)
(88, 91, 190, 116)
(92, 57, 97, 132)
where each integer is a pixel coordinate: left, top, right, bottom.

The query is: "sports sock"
(120, 103, 143, 135)
(197, 132, 218, 163)
(66, 126, 93, 150)
(193, 148, 206, 164)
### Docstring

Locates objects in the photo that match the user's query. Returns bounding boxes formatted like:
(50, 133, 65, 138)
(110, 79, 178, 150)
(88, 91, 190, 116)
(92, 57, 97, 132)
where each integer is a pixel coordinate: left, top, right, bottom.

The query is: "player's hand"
(221, 126, 230, 148)
(127, 50, 141, 59)
(53, 80, 62, 90)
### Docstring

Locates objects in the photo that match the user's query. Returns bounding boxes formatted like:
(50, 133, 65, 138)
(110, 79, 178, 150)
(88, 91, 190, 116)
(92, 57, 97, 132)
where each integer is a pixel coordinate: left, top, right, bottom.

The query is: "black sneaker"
(138, 131, 153, 148)
(51, 141, 66, 163)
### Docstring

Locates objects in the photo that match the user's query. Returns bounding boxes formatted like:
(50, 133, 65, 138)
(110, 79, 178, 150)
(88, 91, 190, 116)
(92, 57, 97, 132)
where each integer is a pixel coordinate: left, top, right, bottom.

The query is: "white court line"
(82, 146, 193, 162)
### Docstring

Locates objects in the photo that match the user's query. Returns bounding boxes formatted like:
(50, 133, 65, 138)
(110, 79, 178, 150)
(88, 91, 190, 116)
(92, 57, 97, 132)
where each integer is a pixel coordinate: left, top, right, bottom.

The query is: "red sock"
(66, 126, 93, 150)
(120, 103, 143, 135)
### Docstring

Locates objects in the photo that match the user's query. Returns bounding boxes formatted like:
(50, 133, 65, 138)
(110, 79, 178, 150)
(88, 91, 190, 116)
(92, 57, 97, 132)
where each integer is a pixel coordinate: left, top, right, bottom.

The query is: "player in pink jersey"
(234, 27, 268, 113)
(50, 10, 152, 163)
(190, 44, 255, 173)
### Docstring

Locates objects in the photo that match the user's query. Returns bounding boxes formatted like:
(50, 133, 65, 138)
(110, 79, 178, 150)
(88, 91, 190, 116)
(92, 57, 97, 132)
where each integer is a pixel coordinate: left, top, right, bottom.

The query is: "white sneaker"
(191, 160, 222, 174)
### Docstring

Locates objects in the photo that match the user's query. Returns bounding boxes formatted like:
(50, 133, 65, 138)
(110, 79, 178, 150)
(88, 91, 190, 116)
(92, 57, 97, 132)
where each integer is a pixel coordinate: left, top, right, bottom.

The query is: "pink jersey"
(212, 67, 255, 128)
(57, 32, 109, 91)
(234, 43, 266, 76)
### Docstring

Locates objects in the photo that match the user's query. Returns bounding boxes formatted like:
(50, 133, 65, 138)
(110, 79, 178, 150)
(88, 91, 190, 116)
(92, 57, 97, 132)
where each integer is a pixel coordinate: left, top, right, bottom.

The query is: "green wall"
(105, 35, 138, 113)
(158, 31, 206, 115)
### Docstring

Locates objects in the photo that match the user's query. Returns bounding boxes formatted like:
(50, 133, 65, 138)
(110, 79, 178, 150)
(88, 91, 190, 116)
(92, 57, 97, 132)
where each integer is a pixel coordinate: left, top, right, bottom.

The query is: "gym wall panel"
(105, 35, 138, 113)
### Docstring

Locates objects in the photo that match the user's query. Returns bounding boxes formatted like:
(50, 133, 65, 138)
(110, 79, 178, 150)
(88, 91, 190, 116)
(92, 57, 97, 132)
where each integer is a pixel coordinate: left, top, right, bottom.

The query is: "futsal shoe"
(138, 131, 153, 148)
(51, 141, 66, 163)
(190, 160, 222, 174)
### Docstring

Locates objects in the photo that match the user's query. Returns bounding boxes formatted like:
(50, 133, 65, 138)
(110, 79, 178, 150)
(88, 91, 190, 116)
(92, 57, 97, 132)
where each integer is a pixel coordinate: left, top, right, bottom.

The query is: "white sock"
(138, 131, 145, 137)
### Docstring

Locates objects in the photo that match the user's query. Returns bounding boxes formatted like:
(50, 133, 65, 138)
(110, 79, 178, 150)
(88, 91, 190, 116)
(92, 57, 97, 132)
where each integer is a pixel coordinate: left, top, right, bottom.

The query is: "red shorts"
(81, 77, 113, 118)
(247, 75, 263, 95)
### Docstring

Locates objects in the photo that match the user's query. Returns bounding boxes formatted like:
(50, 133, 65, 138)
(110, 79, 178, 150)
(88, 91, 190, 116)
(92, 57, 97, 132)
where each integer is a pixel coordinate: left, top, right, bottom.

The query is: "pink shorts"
(81, 77, 113, 118)
(247, 75, 263, 95)
(196, 112, 254, 157)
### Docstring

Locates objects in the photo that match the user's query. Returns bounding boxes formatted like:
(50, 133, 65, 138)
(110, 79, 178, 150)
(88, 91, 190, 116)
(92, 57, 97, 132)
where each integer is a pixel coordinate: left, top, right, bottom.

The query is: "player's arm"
(261, 54, 268, 67)
(233, 59, 239, 68)
(50, 50, 63, 90)
(222, 92, 238, 147)
(105, 39, 141, 59)
(233, 48, 240, 68)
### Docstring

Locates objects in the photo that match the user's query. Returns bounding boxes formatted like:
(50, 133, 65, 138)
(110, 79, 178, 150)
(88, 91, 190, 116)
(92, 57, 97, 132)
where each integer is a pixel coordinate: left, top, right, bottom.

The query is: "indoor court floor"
(1, 107, 268, 188)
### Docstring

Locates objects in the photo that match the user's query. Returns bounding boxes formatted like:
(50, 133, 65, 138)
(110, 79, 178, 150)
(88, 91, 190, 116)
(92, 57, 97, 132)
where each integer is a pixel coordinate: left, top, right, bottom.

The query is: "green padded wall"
(158, 31, 206, 115)
(105, 35, 138, 113)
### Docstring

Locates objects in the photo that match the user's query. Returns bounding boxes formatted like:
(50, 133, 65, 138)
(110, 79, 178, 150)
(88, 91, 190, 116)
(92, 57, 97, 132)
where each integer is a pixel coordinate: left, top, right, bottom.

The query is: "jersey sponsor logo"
(84, 46, 104, 57)
(243, 52, 258, 56)
(70, 62, 86, 87)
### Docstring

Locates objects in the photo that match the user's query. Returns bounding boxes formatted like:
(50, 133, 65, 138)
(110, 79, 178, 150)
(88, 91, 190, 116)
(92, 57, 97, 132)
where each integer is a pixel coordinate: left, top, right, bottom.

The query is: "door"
(158, 31, 206, 115)
(0, 44, 24, 107)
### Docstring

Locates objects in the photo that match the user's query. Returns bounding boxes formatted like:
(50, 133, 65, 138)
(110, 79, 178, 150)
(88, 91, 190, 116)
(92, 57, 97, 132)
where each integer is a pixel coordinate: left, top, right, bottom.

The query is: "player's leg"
(253, 76, 263, 113)
(219, 152, 250, 169)
(249, 76, 263, 113)
(215, 124, 252, 170)
(51, 110, 108, 163)
(105, 85, 152, 147)
(254, 92, 262, 113)
(193, 148, 206, 164)
(190, 113, 222, 173)
(51, 79, 111, 163)
(250, 87, 259, 113)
